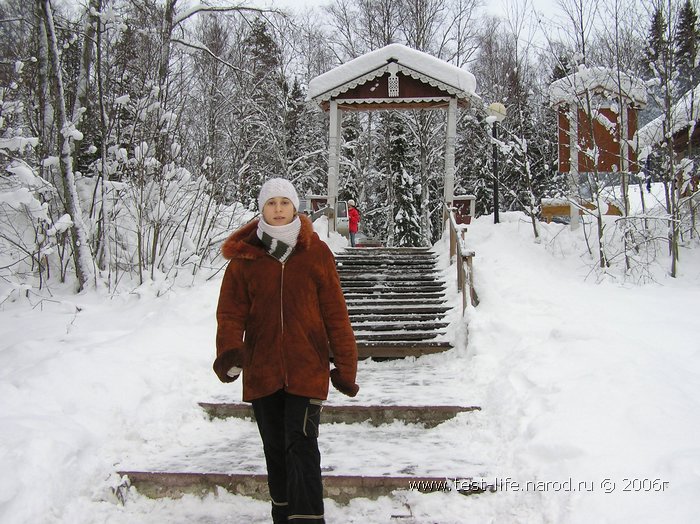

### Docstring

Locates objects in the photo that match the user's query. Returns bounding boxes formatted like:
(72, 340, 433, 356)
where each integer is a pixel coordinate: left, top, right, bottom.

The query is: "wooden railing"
(444, 203, 478, 311)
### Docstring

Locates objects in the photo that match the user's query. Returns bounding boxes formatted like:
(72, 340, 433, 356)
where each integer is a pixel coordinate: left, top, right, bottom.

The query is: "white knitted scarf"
(256, 216, 301, 263)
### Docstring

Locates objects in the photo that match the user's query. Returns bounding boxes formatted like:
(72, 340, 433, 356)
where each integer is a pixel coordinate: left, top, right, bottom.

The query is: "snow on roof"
(636, 84, 700, 150)
(549, 65, 647, 107)
(307, 43, 477, 103)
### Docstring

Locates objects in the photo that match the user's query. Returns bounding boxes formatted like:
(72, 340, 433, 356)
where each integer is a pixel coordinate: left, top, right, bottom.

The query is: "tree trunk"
(40, 0, 95, 291)
(71, 0, 100, 123)
(155, 0, 177, 164)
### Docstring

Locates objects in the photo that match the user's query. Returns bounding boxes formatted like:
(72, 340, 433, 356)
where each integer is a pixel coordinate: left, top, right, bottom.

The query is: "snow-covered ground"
(1, 213, 699, 523)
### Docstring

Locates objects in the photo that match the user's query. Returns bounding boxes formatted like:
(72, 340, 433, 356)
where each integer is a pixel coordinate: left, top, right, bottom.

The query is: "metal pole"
(492, 123, 499, 224)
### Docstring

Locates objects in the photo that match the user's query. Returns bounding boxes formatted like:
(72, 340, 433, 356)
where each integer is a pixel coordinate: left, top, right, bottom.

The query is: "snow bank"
(312, 215, 348, 252)
(462, 212, 700, 523)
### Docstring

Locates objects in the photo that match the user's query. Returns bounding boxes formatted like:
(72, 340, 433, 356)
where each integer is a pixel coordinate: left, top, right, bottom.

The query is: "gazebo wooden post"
(328, 100, 342, 232)
(443, 96, 457, 205)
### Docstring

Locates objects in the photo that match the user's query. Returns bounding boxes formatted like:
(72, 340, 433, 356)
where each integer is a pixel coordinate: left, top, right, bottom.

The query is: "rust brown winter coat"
(214, 214, 359, 402)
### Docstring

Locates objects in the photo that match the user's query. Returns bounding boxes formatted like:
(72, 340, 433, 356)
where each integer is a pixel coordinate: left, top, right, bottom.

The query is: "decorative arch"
(307, 44, 480, 231)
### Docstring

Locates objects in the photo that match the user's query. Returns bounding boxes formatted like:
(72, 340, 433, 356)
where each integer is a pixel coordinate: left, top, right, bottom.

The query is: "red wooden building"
(550, 67, 647, 177)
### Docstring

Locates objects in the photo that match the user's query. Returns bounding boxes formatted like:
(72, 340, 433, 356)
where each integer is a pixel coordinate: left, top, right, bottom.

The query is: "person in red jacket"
(347, 199, 360, 247)
(214, 178, 359, 524)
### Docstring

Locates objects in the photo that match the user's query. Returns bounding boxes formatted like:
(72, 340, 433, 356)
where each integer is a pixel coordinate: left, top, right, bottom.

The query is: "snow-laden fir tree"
(238, 18, 287, 208)
(377, 111, 413, 246)
(675, 0, 700, 99)
(285, 77, 328, 197)
(393, 169, 422, 247)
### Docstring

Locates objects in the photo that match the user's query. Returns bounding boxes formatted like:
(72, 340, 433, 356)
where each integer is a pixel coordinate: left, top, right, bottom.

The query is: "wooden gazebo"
(549, 66, 647, 177)
(307, 43, 480, 230)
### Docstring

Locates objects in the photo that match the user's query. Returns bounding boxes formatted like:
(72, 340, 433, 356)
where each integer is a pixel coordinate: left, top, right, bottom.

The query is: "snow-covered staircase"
(116, 245, 485, 507)
(337, 246, 453, 358)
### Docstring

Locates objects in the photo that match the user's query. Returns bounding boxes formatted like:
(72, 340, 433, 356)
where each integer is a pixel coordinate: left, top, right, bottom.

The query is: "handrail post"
(443, 203, 478, 311)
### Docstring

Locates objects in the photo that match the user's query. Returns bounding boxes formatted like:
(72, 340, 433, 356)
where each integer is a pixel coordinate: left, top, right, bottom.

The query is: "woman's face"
(262, 197, 296, 225)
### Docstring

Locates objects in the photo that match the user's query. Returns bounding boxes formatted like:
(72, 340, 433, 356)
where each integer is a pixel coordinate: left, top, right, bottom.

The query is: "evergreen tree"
(551, 53, 574, 83)
(285, 77, 328, 196)
(339, 112, 364, 206)
(455, 114, 492, 217)
(238, 18, 287, 208)
(375, 111, 413, 245)
(393, 169, 421, 246)
(675, 0, 699, 96)
(644, 7, 667, 78)
(641, 5, 668, 123)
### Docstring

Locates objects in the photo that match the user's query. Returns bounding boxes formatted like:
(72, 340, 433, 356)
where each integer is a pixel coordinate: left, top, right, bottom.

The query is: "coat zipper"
(280, 261, 288, 387)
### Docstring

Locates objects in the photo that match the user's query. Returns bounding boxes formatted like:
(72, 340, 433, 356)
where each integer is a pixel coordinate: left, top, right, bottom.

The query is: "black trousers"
(252, 389, 325, 523)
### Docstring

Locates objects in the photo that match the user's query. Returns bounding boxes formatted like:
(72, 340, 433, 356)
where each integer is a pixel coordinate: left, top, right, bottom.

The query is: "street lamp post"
(486, 102, 507, 224)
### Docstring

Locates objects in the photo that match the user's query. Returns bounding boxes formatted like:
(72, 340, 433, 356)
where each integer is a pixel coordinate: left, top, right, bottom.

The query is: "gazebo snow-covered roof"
(307, 43, 479, 110)
(307, 44, 479, 232)
(549, 66, 647, 107)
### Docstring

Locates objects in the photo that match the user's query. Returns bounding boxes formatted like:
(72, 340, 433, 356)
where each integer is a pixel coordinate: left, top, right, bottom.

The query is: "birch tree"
(39, 0, 95, 291)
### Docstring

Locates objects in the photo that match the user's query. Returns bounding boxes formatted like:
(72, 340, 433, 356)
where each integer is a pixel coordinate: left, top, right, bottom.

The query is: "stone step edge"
(116, 471, 490, 504)
(198, 403, 480, 428)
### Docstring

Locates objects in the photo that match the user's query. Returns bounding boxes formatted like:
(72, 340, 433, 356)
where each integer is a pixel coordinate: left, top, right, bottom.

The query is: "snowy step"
(351, 321, 449, 332)
(342, 291, 447, 300)
(120, 404, 475, 476)
(343, 247, 432, 253)
(350, 313, 449, 323)
(198, 403, 479, 428)
(337, 265, 438, 273)
(336, 256, 437, 264)
(348, 305, 451, 315)
(339, 269, 441, 276)
(337, 250, 435, 257)
(356, 341, 452, 358)
(343, 286, 446, 295)
(341, 281, 445, 290)
(340, 275, 441, 283)
(340, 269, 439, 277)
(339, 259, 437, 266)
(117, 472, 488, 504)
(336, 259, 437, 268)
(335, 255, 438, 268)
(354, 330, 443, 341)
(346, 298, 447, 307)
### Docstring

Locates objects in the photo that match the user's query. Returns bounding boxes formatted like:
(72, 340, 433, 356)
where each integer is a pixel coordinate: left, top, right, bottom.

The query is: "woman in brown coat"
(214, 178, 359, 524)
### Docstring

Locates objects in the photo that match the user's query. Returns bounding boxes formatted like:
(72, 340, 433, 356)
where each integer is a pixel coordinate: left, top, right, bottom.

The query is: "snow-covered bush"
(0, 63, 55, 300)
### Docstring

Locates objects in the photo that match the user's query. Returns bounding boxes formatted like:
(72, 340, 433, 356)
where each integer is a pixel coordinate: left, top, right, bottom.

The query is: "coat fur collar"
(221, 214, 316, 261)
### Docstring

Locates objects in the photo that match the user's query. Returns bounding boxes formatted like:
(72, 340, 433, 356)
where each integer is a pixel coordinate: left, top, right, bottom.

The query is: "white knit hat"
(347, 199, 356, 207)
(257, 178, 300, 211)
